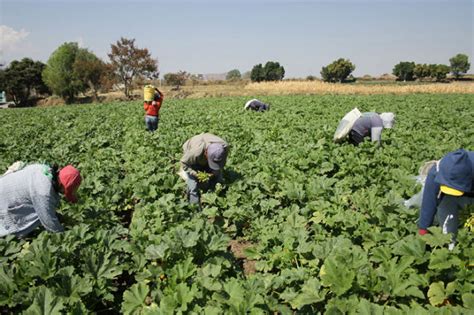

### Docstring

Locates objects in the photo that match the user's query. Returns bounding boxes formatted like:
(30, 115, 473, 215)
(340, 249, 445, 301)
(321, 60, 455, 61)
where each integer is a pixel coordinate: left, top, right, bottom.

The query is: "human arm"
(155, 88, 164, 100)
(180, 143, 204, 178)
(31, 191, 64, 233)
(371, 127, 383, 144)
(418, 167, 440, 230)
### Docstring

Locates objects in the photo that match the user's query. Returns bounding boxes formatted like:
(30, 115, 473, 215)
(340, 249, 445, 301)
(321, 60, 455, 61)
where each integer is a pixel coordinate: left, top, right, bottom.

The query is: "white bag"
(2, 161, 26, 176)
(404, 160, 438, 208)
(333, 108, 362, 142)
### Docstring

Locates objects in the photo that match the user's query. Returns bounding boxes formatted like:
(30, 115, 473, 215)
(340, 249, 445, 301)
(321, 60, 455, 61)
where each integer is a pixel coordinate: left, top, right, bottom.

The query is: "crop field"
(0, 94, 473, 314)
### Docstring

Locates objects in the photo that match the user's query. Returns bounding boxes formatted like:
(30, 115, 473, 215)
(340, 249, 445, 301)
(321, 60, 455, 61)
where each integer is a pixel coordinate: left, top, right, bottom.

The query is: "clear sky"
(1, 0, 472, 78)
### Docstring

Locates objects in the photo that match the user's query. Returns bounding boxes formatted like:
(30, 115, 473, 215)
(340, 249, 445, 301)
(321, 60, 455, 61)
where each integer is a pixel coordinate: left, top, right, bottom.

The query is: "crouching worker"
(349, 112, 395, 146)
(143, 86, 164, 132)
(244, 99, 270, 112)
(417, 149, 473, 248)
(0, 163, 82, 237)
(179, 133, 229, 206)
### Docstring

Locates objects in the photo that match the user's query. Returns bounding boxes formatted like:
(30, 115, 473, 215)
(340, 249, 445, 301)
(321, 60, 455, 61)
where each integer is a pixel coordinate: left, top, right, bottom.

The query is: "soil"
(229, 239, 257, 276)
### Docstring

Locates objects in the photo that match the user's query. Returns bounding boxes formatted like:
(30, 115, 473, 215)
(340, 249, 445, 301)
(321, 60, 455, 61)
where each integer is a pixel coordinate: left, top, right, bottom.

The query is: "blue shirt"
(419, 151, 474, 229)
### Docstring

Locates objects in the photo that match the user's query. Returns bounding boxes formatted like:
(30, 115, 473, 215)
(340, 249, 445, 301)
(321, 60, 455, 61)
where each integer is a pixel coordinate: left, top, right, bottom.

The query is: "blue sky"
(1, 0, 472, 78)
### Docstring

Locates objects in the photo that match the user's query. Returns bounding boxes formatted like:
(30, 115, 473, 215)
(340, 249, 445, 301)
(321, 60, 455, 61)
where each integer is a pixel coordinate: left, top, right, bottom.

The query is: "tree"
(414, 64, 430, 81)
(250, 62, 285, 82)
(320, 58, 356, 83)
(42, 42, 85, 103)
(263, 61, 285, 81)
(163, 71, 189, 87)
(226, 69, 241, 81)
(0, 58, 49, 106)
(73, 49, 108, 100)
(250, 64, 265, 82)
(449, 53, 470, 79)
(430, 64, 450, 82)
(392, 61, 416, 81)
(108, 37, 158, 98)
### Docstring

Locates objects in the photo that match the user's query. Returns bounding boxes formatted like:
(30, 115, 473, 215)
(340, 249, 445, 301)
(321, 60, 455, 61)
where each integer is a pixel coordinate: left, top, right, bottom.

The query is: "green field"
(0, 94, 473, 314)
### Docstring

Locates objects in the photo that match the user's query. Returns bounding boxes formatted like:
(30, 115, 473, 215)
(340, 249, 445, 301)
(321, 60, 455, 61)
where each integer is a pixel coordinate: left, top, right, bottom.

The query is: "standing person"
(348, 112, 395, 146)
(244, 99, 270, 112)
(417, 149, 473, 247)
(0, 163, 82, 237)
(180, 133, 229, 206)
(144, 87, 164, 132)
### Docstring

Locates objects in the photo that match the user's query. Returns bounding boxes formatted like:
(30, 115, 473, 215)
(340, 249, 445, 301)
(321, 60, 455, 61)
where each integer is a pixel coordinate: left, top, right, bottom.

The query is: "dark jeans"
(349, 130, 364, 145)
(186, 169, 222, 205)
(145, 115, 159, 132)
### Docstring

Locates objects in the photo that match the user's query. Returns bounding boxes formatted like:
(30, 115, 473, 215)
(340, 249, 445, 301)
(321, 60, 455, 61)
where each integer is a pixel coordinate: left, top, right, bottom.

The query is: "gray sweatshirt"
(351, 112, 383, 144)
(180, 133, 228, 177)
(0, 164, 63, 237)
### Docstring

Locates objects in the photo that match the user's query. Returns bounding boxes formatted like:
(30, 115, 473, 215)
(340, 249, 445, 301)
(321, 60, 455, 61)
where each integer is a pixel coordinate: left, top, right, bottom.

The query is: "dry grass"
(244, 81, 474, 95)
(37, 80, 474, 106)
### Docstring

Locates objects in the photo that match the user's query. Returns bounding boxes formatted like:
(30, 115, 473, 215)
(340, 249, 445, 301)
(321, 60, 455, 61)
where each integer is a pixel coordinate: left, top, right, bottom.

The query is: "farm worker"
(348, 112, 395, 145)
(143, 87, 164, 132)
(180, 133, 229, 205)
(244, 99, 270, 112)
(417, 149, 474, 247)
(0, 163, 82, 237)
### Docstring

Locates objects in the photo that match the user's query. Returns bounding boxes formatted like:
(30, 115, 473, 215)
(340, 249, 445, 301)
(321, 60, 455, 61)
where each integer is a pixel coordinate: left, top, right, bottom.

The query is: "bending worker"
(244, 99, 270, 112)
(417, 149, 473, 243)
(349, 112, 394, 145)
(0, 163, 82, 237)
(180, 133, 229, 205)
(143, 87, 164, 132)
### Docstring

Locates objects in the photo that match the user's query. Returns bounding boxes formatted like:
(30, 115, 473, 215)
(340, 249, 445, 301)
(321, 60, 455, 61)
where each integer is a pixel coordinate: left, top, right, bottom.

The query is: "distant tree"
(263, 61, 285, 81)
(43, 42, 85, 103)
(226, 69, 241, 81)
(392, 61, 416, 81)
(242, 71, 251, 80)
(108, 37, 158, 98)
(449, 53, 470, 79)
(414, 63, 431, 80)
(306, 75, 317, 81)
(189, 73, 204, 86)
(429, 64, 450, 82)
(320, 58, 355, 83)
(73, 49, 108, 100)
(164, 71, 189, 87)
(250, 64, 265, 82)
(0, 58, 49, 106)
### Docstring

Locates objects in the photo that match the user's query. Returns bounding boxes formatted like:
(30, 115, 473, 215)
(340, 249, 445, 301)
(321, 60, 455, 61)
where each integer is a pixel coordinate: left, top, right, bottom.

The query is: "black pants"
(349, 130, 364, 146)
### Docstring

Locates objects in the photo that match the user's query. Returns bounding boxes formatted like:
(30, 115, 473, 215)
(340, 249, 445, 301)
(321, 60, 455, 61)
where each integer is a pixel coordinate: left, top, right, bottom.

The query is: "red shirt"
(144, 92, 163, 116)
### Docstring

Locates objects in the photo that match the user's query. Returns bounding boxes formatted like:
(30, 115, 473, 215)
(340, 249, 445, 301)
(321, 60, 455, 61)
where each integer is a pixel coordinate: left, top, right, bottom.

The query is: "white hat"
(380, 112, 395, 129)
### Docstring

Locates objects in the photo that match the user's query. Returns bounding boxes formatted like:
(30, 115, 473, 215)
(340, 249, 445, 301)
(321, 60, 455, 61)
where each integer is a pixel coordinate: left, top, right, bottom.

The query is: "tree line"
(0, 38, 157, 106)
(0, 38, 471, 107)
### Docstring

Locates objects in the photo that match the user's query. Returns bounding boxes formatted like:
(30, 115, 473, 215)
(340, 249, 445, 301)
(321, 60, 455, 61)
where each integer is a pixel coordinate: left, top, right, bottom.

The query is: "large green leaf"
(121, 282, 150, 315)
(23, 287, 64, 315)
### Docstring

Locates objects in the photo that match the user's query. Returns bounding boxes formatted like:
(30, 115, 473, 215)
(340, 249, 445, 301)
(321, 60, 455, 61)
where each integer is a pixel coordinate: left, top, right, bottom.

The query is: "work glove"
(418, 228, 428, 236)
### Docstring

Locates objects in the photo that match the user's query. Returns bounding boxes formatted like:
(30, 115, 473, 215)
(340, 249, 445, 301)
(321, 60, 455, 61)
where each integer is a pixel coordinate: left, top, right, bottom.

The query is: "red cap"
(58, 165, 82, 203)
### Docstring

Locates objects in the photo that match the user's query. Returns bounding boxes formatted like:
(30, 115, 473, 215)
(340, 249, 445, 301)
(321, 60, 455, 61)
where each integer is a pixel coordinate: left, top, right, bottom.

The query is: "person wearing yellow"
(417, 149, 474, 245)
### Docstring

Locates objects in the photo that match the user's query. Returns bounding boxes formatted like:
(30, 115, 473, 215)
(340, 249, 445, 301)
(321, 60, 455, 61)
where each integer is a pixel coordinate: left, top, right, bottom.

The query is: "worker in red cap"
(0, 163, 82, 237)
(179, 133, 229, 206)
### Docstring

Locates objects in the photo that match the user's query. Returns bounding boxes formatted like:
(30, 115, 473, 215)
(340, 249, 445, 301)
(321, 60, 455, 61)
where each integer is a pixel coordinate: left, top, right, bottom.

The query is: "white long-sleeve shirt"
(0, 164, 63, 237)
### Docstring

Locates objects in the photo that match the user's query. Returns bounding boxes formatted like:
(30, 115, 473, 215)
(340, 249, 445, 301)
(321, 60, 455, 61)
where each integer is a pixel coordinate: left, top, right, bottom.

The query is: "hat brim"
(208, 157, 223, 171)
(440, 185, 464, 196)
